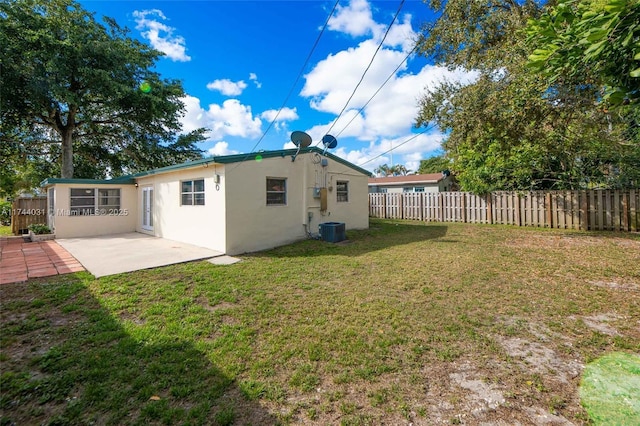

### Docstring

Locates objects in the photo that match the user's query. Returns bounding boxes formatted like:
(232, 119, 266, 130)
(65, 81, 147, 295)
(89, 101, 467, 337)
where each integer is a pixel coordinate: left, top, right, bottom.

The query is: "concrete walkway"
(57, 233, 224, 278)
(0, 237, 85, 284)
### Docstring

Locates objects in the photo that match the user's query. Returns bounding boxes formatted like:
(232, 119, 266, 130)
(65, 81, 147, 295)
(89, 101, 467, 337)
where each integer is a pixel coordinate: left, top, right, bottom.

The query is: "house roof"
(41, 147, 372, 187)
(368, 173, 446, 186)
(41, 176, 135, 187)
(129, 147, 372, 178)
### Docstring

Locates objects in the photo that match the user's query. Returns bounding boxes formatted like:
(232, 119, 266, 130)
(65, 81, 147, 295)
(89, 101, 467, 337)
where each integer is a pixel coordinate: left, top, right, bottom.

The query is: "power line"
(231, 0, 340, 165)
(335, 44, 416, 138)
(323, 0, 406, 138)
(356, 125, 432, 167)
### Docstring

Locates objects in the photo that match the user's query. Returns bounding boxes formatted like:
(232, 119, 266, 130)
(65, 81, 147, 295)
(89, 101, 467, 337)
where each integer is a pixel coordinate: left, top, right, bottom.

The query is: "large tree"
(415, 0, 640, 192)
(0, 0, 204, 180)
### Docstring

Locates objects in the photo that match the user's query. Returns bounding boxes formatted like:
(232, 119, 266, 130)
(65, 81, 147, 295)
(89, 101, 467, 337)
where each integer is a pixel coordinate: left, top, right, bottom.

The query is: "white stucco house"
(41, 147, 371, 255)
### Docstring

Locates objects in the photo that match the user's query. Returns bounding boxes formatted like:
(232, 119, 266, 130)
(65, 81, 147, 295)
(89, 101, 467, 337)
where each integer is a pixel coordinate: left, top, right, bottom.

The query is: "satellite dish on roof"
(321, 134, 338, 155)
(290, 130, 312, 161)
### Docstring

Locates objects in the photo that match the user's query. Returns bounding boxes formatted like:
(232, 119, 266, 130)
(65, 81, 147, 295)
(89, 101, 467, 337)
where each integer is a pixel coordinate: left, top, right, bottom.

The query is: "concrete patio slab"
(56, 233, 224, 278)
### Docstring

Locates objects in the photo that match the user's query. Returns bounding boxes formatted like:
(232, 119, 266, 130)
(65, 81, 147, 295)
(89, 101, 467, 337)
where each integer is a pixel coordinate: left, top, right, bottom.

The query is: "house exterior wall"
(223, 152, 369, 255)
(43, 149, 369, 255)
(46, 183, 137, 238)
(134, 165, 227, 253)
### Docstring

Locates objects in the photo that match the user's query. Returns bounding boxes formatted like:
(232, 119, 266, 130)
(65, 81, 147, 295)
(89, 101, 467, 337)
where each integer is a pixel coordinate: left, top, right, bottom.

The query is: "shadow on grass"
(0, 274, 277, 426)
(248, 219, 448, 259)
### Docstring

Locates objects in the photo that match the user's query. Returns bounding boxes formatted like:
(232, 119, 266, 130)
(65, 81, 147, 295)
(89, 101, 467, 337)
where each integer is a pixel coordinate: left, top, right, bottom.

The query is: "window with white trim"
(70, 188, 121, 215)
(266, 178, 286, 205)
(414, 187, 425, 192)
(336, 180, 349, 202)
(181, 179, 205, 206)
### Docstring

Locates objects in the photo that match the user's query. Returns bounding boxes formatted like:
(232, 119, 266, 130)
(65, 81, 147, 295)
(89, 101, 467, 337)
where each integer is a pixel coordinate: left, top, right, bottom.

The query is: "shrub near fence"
(369, 190, 640, 232)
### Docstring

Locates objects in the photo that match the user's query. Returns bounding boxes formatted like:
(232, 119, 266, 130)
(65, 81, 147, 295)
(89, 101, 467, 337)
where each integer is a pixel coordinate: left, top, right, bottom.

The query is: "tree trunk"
(61, 128, 74, 178)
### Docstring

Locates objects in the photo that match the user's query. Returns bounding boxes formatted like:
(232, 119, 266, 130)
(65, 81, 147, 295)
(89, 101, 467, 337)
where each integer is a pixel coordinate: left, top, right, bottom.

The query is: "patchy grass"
(0, 225, 12, 236)
(1, 219, 639, 425)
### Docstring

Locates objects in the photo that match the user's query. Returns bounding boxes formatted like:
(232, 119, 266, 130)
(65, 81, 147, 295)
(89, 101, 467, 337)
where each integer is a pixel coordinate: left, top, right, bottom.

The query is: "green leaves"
(526, 0, 640, 107)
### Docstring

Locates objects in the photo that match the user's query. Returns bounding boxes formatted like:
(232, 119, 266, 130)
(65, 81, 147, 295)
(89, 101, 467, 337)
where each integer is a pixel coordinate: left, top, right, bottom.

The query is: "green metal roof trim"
(41, 177, 135, 187)
(131, 147, 373, 178)
(41, 147, 372, 186)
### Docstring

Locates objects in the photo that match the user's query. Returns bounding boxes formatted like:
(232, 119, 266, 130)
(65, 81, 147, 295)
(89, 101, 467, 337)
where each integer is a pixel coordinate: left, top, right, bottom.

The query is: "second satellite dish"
(290, 131, 312, 161)
(322, 134, 338, 154)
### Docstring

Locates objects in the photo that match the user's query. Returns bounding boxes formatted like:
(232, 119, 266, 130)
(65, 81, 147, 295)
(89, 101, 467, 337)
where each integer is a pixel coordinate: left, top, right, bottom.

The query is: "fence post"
(622, 191, 629, 232)
(461, 193, 467, 224)
(580, 191, 588, 231)
(545, 192, 553, 228)
(486, 193, 493, 224)
(383, 194, 388, 219)
(438, 193, 444, 222)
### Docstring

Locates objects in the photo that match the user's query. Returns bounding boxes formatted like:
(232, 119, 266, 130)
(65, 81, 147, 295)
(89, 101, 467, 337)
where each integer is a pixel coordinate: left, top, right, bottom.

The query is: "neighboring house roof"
(41, 147, 372, 187)
(368, 173, 446, 186)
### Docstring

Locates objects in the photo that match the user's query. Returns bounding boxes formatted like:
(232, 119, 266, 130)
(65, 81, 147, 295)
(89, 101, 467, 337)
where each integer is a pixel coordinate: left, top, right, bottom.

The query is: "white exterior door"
(47, 188, 55, 231)
(142, 186, 154, 231)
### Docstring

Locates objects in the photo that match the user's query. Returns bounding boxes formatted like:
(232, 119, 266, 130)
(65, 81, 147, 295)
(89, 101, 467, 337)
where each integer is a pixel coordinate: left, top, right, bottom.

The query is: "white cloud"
(133, 10, 191, 62)
(207, 141, 239, 156)
(180, 95, 263, 140)
(260, 107, 298, 123)
(249, 73, 262, 88)
(328, 0, 416, 50)
(206, 79, 248, 96)
(328, 0, 381, 38)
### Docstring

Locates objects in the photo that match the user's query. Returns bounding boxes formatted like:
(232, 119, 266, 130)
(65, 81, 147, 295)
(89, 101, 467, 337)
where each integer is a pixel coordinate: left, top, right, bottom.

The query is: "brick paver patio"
(0, 237, 85, 284)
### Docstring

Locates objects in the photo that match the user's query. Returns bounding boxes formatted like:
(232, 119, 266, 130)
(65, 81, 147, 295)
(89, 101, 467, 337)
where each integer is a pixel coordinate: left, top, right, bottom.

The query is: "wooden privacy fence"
(11, 196, 47, 235)
(369, 190, 640, 232)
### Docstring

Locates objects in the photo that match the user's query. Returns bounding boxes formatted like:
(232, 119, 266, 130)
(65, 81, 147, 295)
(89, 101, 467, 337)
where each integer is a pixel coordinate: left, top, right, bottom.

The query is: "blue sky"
(79, 0, 476, 173)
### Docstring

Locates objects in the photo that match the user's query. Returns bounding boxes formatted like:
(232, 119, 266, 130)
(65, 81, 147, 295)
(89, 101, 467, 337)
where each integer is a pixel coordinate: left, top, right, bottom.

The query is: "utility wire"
(323, 0, 406, 139)
(335, 44, 417, 138)
(230, 0, 340, 167)
(357, 125, 432, 167)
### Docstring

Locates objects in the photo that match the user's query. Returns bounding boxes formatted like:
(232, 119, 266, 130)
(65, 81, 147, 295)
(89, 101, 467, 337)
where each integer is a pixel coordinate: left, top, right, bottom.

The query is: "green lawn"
(1, 219, 639, 425)
(0, 225, 12, 236)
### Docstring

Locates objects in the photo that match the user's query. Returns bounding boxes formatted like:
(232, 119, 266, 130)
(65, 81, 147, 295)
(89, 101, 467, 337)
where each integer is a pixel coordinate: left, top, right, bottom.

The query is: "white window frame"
(181, 179, 205, 206)
(70, 188, 121, 216)
(336, 180, 349, 202)
(266, 177, 287, 206)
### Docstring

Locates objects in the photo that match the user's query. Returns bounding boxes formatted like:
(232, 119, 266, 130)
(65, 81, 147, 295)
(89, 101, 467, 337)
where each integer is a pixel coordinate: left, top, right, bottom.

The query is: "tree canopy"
(0, 0, 204, 187)
(415, 0, 640, 192)
(418, 155, 451, 174)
